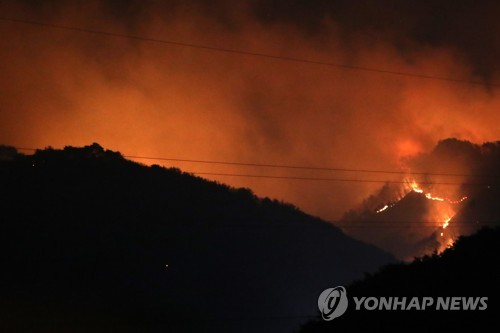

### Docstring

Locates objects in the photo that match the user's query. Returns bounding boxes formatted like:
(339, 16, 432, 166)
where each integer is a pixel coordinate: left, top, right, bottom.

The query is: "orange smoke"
(0, 1, 499, 223)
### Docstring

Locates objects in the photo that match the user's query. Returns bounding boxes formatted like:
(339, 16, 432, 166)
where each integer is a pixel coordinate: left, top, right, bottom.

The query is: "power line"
(188, 171, 490, 186)
(172, 221, 484, 226)
(125, 155, 480, 178)
(13, 147, 471, 177)
(175, 223, 485, 228)
(131, 220, 492, 230)
(337, 221, 479, 225)
(6, 147, 498, 228)
(336, 221, 485, 227)
(13, 146, 496, 185)
(0, 16, 497, 87)
(337, 225, 463, 227)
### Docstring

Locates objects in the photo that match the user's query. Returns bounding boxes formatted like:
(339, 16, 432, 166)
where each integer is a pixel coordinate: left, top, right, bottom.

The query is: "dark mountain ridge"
(0, 143, 394, 333)
(300, 226, 500, 332)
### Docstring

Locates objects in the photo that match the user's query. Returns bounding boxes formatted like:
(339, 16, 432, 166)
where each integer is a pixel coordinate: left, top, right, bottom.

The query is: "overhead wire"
(4, 146, 498, 230)
(0, 16, 498, 87)
(12, 146, 497, 186)
(1, 16, 498, 185)
(188, 171, 491, 186)
(123, 155, 480, 177)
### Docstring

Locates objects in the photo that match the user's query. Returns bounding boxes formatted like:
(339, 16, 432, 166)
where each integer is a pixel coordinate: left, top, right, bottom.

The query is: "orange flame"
(409, 180, 424, 193)
(405, 179, 463, 251)
(425, 193, 444, 201)
(443, 216, 451, 229)
(376, 204, 389, 213)
(406, 179, 467, 204)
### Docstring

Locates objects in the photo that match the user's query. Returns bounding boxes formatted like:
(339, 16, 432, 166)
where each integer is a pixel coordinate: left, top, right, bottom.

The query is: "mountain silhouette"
(300, 225, 500, 332)
(0, 143, 394, 333)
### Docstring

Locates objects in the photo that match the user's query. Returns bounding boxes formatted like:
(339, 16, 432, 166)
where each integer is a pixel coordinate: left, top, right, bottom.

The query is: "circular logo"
(318, 286, 348, 321)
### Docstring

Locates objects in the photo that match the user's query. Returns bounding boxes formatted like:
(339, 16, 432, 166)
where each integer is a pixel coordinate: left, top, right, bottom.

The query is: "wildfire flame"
(376, 204, 389, 213)
(448, 196, 468, 204)
(405, 178, 467, 251)
(425, 193, 444, 201)
(372, 178, 466, 254)
(447, 238, 455, 248)
(440, 216, 452, 237)
(407, 179, 466, 204)
(443, 216, 451, 229)
(409, 181, 424, 193)
(408, 180, 446, 201)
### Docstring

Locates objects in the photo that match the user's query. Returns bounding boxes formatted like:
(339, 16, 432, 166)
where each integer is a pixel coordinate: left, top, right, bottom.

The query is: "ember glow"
(443, 217, 451, 229)
(371, 177, 468, 254)
(376, 205, 389, 213)
(406, 178, 466, 223)
(425, 193, 444, 201)
(409, 181, 425, 194)
(407, 179, 467, 205)
(448, 196, 468, 204)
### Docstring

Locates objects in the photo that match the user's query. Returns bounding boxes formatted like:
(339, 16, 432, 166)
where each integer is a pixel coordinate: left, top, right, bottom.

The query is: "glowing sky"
(1, 0, 500, 221)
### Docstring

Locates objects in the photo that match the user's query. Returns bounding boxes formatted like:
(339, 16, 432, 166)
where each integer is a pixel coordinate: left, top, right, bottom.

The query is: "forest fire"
(443, 216, 451, 230)
(403, 179, 467, 252)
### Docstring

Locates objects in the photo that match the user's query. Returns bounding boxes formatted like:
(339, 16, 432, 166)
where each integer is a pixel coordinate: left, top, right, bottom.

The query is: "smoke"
(342, 139, 500, 259)
(1, 0, 500, 222)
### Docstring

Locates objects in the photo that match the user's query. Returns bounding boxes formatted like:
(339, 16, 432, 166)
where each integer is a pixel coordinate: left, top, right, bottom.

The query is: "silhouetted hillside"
(0, 144, 394, 333)
(300, 226, 500, 332)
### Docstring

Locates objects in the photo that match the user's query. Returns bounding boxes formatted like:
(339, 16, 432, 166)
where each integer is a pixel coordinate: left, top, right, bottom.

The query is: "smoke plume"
(1, 0, 500, 224)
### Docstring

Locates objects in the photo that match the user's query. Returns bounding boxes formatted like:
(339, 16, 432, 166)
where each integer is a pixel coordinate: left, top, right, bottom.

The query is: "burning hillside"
(340, 138, 500, 259)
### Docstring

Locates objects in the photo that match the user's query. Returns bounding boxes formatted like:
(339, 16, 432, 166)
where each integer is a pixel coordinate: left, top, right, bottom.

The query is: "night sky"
(1, 0, 500, 221)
